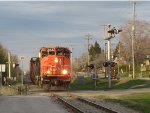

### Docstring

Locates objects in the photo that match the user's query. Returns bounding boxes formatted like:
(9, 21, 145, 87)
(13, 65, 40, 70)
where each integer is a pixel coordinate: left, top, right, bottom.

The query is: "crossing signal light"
(107, 29, 115, 34)
(87, 64, 94, 69)
(108, 27, 122, 34)
(103, 62, 109, 67)
(13, 63, 19, 68)
(103, 62, 117, 67)
(110, 62, 117, 67)
(117, 29, 122, 34)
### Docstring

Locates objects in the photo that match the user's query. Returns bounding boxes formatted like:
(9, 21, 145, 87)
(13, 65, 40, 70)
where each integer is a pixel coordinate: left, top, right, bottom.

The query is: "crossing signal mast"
(104, 24, 122, 89)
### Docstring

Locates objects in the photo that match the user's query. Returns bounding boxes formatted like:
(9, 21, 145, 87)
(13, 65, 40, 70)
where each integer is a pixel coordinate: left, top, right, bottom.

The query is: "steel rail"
(69, 94, 118, 113)
(52, 94, 85, 113)
(52, 93, 118, 113)
(77, 97, 118, 113)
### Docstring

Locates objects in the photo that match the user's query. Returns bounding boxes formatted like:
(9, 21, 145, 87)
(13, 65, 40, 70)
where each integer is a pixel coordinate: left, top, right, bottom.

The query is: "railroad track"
(51, 93, 118, 113)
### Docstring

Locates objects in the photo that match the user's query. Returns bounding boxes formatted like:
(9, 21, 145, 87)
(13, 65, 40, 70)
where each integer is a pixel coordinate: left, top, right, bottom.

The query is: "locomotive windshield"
(56, 50, 70, 58)
(48, 48, 55, 55)
(64, 51, 70, 58)
(49, 51, 55, 55)
(41, 47, 70, 57)
(41, 51, 48, 58)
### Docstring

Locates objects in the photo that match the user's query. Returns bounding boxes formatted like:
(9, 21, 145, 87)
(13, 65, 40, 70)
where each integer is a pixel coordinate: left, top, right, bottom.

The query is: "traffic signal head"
(87, 64, 94, 69)
(103, 62, 109, 67)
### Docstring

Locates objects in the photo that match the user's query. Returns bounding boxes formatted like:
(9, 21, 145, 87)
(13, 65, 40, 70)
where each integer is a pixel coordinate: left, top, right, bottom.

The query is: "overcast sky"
(0, 1, 150, 71)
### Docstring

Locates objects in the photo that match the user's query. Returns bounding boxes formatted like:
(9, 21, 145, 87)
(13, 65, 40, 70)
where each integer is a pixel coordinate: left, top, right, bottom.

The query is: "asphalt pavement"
(0, 96, 69, 113)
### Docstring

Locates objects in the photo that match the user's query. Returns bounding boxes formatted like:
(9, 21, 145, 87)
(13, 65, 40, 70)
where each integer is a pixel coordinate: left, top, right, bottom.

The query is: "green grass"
(70, 77, 150, 90)
(104, 93, 150, 113)
(70, 77, 98, 90)
(112, 79, 150, 89)
(121, 71, 150, 78)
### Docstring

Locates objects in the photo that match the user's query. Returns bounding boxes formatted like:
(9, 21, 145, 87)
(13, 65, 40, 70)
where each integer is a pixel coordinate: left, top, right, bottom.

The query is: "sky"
(0, 1, 150, 71)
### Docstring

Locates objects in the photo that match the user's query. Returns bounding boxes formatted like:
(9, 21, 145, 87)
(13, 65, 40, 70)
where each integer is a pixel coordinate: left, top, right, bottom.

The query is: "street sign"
(0, 64, 6, 72)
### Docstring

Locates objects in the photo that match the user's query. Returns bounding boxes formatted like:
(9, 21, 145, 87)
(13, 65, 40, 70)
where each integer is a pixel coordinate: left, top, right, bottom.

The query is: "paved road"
(0, 96, 69, 113)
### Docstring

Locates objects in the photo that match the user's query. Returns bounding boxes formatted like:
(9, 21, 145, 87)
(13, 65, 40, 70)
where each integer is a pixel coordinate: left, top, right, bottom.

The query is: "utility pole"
(101, 25, 107, 78)
(132, 2, 136, 78)
(8, 52, 11, 79)
(70, 45, 74, 76)
(84, 34, 92, 75)
(20, 56, 24, 86)
(107, 25, 112, 88)
(118, 42, 120, 76)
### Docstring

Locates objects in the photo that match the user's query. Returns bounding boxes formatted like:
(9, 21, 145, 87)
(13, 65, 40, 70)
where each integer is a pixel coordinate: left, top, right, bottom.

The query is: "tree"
(120, 20, 150, 64)
(0, 43, 8, 63)
(0, 43, 21, 79)
(73, 42, 104, 72)
(89, 41, 101, 61)
(94, 41, 101, 54)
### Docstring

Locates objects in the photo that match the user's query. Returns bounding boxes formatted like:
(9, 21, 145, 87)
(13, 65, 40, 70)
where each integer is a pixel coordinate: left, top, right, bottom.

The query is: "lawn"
(70, 76, 150, 90)
(100, 93, 150, 113)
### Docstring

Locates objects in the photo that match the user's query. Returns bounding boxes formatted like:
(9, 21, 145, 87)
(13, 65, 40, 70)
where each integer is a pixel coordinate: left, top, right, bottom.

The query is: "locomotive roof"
(40, 46, 71, 52)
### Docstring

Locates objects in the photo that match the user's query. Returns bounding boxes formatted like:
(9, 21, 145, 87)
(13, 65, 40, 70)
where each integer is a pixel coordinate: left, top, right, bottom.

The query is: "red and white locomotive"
(30, 46, 71, 89)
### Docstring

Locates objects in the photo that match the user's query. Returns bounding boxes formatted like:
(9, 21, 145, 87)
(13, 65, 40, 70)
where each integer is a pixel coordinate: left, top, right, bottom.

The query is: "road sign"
(0, 64, 6, 72)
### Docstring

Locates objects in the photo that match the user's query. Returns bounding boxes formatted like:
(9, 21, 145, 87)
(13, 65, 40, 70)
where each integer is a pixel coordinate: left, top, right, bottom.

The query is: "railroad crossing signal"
(13, 63, 19, 68)
(103, 61, 117, 67)
(87, 64, 94, 69)
(107, 27, 122, 34)
(103, 62, 109, 67)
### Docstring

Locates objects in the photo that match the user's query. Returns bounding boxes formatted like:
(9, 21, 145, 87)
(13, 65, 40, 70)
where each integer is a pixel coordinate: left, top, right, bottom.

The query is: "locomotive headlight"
(54, 58, 58, 63)
(47, 70, 50, 74)
(62, 69, 68, 75)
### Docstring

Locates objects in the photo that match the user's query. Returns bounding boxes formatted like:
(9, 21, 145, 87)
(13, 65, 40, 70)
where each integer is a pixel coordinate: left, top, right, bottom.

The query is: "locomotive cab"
(39, 46, 71, 87)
